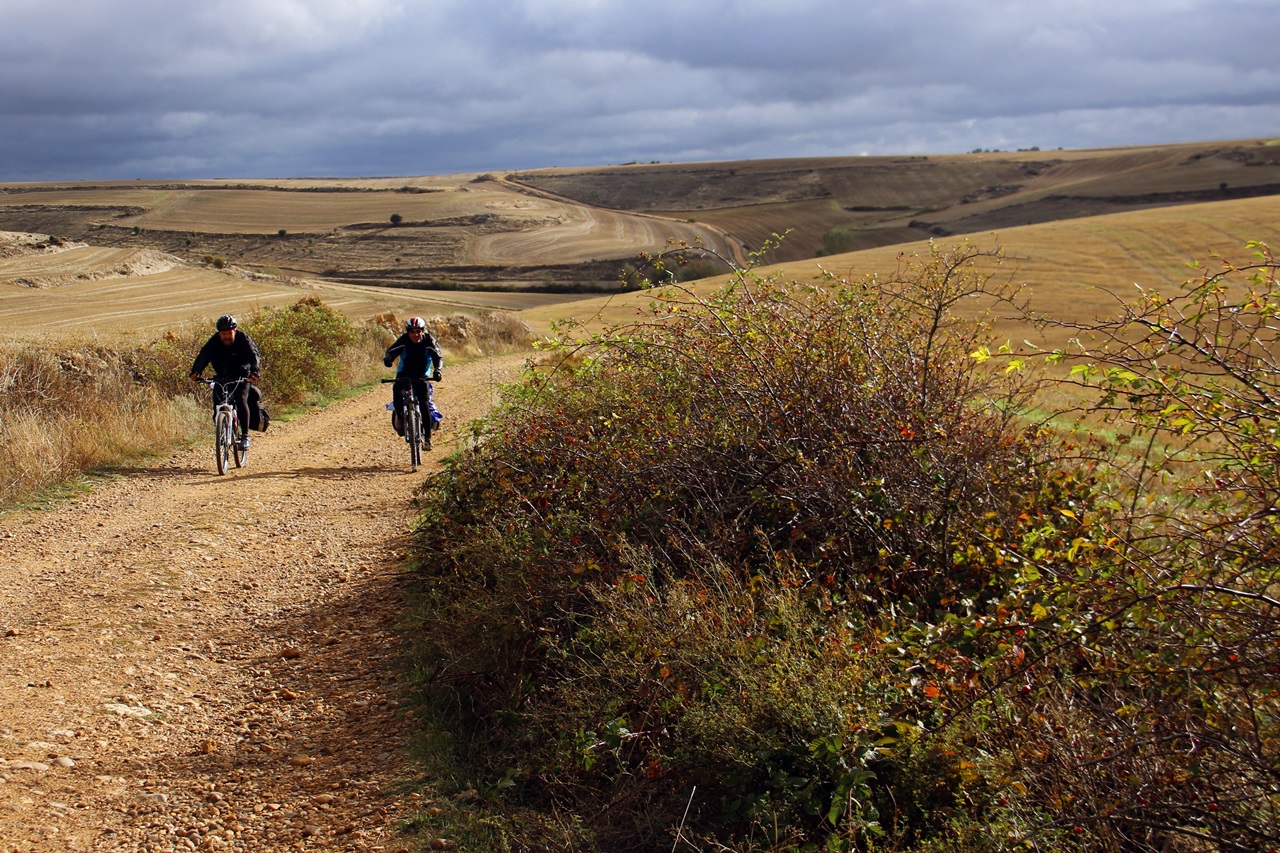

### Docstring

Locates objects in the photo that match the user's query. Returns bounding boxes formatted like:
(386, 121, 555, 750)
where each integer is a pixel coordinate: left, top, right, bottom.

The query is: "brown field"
(0, 231, 597, 343)
(0, 175, 736, 285)
(518, 193, 1280, 345)
(1, 137, 1278, 341)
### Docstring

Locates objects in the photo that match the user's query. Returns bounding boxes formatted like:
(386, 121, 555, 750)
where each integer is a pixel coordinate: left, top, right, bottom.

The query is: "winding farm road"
(0, 354, 525, 852)
(467, 176, 749, 267)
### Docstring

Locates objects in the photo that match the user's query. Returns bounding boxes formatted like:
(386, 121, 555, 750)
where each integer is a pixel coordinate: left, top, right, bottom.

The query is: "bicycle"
(197, 377, 249, 474)
(383, 375, 435, 471)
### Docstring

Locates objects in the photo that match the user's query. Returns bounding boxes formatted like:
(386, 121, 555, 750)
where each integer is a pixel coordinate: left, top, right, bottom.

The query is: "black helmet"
(216, 314, 237, 331)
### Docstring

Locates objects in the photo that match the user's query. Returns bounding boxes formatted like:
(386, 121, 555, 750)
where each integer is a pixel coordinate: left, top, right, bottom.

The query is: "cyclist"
(189, 314, 261, 451)
(384, 316, 442, 449)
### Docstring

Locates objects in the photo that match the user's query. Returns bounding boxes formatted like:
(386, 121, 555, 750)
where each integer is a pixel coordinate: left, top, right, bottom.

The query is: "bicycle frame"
(199, 377, 247, 474)
(383, 376, 429, 471)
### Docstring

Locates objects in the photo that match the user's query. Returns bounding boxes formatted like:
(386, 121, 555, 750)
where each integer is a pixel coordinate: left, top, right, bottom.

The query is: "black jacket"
(384, 331, 442, 377)
(190, 330, 261, 379)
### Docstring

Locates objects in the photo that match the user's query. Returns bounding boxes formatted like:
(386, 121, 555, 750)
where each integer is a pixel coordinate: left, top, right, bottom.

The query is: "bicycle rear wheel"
(233, 416, 245, 468)
(215, 410, 232, 475)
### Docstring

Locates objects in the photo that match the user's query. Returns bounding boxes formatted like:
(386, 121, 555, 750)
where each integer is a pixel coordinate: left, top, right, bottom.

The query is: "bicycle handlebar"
(381, 376, 439, 384)
(195, 376, 249, 389)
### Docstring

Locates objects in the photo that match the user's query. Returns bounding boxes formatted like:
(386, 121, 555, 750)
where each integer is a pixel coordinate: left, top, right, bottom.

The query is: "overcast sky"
(2, 0, 1277, 181)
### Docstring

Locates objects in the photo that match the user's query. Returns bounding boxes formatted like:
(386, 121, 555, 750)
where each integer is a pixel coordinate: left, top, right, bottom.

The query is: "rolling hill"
(506, 137, 1280, 263)
(517, 192, 1280, 345)
(1, 137, 1278, 340)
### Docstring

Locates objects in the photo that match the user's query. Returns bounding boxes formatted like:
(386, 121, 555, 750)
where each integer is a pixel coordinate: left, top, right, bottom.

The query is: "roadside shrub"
(820, 226, 860, 256)
(972, 241, 1280, 852)
(243, 296, 366, 404)
(426, 240, 1044, 604)
(370, 310, 534, 360)
(409, 240, 1280, 851)
(407, 241, 1074, 848)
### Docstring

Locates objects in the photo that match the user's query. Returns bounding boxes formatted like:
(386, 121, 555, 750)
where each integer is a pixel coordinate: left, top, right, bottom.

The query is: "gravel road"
(0, 354, 525, 852)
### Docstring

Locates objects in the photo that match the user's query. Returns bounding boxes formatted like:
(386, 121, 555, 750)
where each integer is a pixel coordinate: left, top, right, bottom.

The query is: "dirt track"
(0, 355, 525, 852)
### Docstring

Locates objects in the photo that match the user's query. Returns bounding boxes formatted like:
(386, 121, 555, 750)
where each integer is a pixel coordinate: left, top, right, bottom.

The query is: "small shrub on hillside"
(674, 256, 730, 281)
(820, 226, 860, 256)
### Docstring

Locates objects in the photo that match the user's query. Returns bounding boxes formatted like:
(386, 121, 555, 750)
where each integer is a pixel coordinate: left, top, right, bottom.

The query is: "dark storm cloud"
(1, 0, 1276, 180)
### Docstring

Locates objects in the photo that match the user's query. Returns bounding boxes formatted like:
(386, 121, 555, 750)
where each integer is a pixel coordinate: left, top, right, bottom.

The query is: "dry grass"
(0, 342, 204, 507)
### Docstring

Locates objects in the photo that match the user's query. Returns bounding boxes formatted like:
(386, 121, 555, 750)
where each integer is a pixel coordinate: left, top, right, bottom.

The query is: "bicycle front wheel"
(215, 410, 232, 475)
(406, 406, 422, 471)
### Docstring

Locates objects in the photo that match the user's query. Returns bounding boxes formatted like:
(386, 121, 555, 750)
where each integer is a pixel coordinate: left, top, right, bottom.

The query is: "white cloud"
(155, 111, 214, 138)
(190, 0, 404, 49)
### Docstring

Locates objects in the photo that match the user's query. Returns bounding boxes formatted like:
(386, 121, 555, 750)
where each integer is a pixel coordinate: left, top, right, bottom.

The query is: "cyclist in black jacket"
(189, 314, 261, 451)
(384, 316, 442, 447)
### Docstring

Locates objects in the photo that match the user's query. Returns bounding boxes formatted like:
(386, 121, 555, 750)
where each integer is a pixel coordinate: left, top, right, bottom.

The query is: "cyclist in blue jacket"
(384, 316, 442, 448)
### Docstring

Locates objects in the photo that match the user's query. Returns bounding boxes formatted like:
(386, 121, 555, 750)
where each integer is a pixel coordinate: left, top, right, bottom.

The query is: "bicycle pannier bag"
(247, 384, 270, 432)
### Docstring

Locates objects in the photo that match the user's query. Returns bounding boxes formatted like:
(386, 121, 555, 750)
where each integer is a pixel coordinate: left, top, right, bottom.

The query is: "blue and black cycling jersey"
(383, 331, 442, 377)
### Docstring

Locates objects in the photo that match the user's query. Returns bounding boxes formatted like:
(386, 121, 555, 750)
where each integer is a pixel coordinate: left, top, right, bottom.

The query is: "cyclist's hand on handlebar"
(250, 374, 260, 383)
(432, 371, 442, 382)
(190, 373, 201, 382)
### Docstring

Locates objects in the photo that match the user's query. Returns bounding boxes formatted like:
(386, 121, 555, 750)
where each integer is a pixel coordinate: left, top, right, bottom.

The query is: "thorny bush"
(964, 241, 1280, 853)
(409, 240, 1105, 850)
